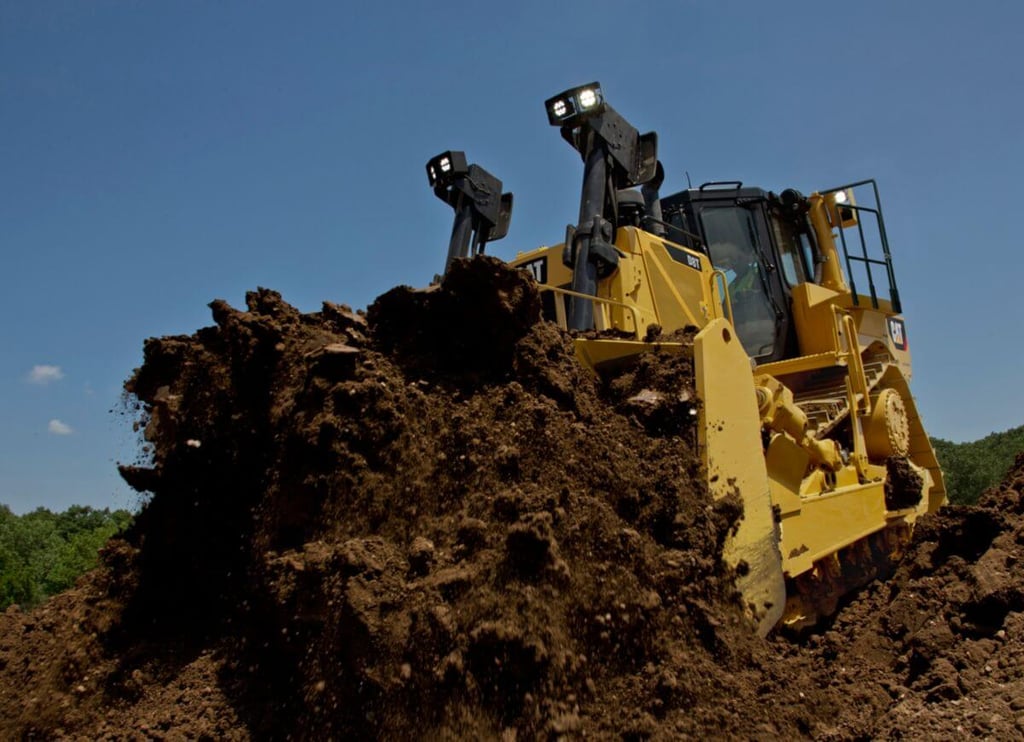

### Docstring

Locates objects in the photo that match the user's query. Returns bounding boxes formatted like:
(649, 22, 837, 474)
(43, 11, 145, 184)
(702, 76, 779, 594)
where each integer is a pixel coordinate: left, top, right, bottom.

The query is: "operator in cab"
(708, 239, 777, 358)
(711, 240, 759, 293)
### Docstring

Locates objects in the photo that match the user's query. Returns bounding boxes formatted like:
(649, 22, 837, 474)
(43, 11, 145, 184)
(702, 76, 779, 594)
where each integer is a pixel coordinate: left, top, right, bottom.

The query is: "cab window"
(701, 206, 777, 358)
(770, 214, 816, 286)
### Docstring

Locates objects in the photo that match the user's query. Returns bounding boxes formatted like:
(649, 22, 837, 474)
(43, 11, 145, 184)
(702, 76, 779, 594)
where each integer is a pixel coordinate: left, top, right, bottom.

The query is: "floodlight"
(425, 150, 468, 188)
(425, 150, 514, 274)
(578, 87, 598, 109)
(544, 82, 605, 126)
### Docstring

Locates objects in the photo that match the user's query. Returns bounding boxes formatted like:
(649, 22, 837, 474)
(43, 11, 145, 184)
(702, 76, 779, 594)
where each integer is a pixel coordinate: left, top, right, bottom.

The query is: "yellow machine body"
(509, 189, 945, 632)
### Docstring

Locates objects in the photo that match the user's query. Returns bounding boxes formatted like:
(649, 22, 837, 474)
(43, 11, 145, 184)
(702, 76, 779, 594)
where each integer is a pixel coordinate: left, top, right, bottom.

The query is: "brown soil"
(2, 256, 1023, 739)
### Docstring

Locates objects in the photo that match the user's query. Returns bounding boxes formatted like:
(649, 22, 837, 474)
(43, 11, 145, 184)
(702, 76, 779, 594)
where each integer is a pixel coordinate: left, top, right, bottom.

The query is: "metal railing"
(536, 284, 644, 334)
(821, 179, 902, 314)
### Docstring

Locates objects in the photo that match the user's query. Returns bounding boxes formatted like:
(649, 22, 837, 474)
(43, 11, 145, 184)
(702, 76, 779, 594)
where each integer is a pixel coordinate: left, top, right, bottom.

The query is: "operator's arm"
(730, 264, 757, 293)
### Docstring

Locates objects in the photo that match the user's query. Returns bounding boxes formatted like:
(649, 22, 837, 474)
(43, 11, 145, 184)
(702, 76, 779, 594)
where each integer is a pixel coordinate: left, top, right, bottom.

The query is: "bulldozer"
(426, 82, 945, 634)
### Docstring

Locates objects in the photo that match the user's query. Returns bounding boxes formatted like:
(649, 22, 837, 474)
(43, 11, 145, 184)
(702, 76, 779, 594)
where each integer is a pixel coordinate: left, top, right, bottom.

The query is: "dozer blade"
(694, 319, 786, 635)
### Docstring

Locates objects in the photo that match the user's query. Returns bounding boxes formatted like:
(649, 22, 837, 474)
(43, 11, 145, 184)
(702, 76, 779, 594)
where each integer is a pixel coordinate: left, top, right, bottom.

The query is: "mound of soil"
(774, 451, 1024, 739)
(2, 256, 1023, 738)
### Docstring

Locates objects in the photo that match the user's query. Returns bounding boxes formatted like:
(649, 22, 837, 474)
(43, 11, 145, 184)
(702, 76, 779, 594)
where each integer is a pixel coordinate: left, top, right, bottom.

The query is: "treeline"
(0, 505, 132, 610)
(932, 425, 1024, 505)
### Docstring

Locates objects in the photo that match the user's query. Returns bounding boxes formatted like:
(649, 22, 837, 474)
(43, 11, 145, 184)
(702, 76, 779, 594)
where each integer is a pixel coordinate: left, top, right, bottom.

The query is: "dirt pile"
(772, 451, 1024, 738)
(1, 257, 1023, 739)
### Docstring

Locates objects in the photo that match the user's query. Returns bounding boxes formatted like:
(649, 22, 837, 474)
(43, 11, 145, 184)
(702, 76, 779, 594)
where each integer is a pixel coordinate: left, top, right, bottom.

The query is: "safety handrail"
(835, 308, 872, 417)
(640, 216, 704, 251)
(821, 179, 902, 313)
(536, 284, 644, 335)
(711, 269, 733, 326)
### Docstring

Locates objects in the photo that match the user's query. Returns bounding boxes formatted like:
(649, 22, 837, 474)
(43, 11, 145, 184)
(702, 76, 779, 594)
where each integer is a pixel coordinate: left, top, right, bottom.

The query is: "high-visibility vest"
(730, 264, 758, 292)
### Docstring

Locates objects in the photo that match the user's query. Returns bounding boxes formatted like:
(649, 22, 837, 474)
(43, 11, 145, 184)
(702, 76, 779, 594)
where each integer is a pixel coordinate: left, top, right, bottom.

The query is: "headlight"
(425, 151, 468, 187)
(578, 88, 598, 109)
(545, 82, 605, 126)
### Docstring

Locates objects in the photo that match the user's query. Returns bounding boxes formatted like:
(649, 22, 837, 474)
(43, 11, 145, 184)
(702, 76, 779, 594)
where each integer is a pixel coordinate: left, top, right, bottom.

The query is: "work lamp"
(545, 82, 605, 126)
(426, 150, 469, 188)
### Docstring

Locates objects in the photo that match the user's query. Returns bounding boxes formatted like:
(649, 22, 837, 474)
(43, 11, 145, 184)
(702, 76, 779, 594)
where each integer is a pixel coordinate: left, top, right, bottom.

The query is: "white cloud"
(48, 419, 73, 435)
(28, 365, 64, 385)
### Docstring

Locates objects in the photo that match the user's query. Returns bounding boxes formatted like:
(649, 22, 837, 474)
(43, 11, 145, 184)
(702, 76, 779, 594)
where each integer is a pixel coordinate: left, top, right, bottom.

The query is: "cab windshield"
(701, 206, 777, 357)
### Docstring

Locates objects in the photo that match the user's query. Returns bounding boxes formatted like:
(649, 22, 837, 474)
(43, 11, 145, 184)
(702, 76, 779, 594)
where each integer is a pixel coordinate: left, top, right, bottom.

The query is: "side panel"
(510, 227, 721, 338)
(778, 479, 888, 576)
(625, 229, 721, 333)
(789, 282, 844, 357)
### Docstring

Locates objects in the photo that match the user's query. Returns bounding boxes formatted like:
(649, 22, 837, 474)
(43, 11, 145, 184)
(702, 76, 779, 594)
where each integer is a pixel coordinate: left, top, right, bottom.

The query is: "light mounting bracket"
(426, 151, 513, 275)
(545, 81, 660, 329)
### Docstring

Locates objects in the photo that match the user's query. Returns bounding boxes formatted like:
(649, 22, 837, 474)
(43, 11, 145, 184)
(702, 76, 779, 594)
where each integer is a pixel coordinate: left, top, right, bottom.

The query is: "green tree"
(0, 504, 133, 610)
(0, 506, 33, 607)
(932, 425, 1024, 505)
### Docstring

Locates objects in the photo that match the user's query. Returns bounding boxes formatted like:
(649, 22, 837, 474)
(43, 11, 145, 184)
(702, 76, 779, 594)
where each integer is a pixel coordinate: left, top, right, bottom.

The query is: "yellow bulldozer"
(426, 82, 945, 634)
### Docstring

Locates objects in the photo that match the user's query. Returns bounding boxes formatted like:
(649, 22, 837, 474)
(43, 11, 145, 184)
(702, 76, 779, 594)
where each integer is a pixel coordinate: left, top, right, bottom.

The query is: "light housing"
(826, 188, 858, 229)
(426, 150, 514, 274)
(426, 150, 468, 188)
(545, 82, 605, 126)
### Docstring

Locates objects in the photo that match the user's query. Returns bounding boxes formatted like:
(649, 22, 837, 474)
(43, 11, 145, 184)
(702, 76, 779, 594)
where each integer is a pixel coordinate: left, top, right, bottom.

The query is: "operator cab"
(659, 183, 819, 364)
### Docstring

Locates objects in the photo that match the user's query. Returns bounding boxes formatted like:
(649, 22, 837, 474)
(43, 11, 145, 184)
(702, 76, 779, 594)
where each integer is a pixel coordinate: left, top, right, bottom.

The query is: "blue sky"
(2, 1, 1022, 514)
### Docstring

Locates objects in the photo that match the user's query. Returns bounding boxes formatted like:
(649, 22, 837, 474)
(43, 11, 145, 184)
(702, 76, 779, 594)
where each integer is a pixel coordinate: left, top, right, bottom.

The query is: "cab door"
(698, 201, 793, 362)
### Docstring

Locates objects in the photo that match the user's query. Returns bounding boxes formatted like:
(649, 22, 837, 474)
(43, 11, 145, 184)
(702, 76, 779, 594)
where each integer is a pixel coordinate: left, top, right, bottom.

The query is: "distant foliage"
(0, 505, 133, 610)
(932, 425, 1024, 505)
